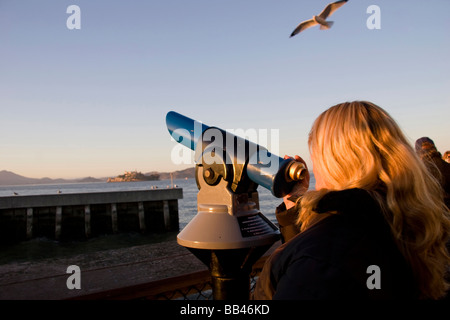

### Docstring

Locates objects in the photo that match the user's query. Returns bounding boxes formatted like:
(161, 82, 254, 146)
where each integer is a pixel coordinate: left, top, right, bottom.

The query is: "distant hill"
(77, 176, 105, 183)
(0, 170, 103, 186)
(149, 167, 195, 180)
(0, 168, 196, 186)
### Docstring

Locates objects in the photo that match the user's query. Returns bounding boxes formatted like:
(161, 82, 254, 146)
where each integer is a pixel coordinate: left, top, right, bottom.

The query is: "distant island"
(107, 171, 159, 183)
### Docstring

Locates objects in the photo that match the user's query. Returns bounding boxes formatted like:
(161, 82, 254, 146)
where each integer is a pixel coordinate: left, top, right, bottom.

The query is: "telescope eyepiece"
(287, 161, 307, 182)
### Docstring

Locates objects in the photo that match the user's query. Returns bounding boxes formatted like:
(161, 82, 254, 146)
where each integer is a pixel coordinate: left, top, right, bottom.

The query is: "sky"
(1, 0, 449, 179)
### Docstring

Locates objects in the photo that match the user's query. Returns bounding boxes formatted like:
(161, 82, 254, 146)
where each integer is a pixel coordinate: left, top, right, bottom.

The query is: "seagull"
(290, 0, 348, 38)
(13, 192, 18, 196)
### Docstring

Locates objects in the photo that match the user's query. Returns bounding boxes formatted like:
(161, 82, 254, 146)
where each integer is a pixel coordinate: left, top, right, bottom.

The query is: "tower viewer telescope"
(166, 111, 306, 300)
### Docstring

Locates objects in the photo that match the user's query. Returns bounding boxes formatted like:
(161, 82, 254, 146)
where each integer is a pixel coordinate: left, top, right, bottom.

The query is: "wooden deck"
(0, 239, 280, 300)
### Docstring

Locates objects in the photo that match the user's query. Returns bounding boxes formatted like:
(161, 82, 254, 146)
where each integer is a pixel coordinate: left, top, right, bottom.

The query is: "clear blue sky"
(1, 0, 449, 179)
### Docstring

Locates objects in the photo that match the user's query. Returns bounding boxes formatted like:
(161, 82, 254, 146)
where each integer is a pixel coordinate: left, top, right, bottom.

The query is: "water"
(0, 176, 315, 263)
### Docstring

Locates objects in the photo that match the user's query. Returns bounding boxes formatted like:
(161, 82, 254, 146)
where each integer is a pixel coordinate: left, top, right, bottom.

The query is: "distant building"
(107, 170, 159, 182)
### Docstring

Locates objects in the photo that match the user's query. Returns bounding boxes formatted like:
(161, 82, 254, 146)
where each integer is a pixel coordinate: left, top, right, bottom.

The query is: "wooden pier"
(0, 238, 280, 300)
(0, 188, 183, 242)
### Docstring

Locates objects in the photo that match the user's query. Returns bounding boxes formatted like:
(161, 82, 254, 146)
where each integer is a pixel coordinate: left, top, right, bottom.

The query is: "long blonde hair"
(298, 101, 450, 299)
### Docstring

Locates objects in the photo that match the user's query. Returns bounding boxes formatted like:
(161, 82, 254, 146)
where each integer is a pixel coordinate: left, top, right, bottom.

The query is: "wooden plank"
(68, 269, 212, 300)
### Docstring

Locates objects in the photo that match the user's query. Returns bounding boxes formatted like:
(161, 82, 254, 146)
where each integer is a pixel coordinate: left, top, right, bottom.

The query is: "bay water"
(0, 176, 314, 263)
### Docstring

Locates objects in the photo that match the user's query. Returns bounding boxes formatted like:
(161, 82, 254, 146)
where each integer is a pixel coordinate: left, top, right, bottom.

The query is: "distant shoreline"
(0, 168, 196, 186)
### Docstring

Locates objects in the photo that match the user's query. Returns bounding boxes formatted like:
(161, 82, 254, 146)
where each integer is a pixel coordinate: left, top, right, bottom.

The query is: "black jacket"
(253, 188, 418, 299)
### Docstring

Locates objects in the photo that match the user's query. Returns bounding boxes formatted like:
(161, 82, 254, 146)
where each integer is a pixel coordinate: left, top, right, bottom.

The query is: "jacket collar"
(314, 188, 383, 218)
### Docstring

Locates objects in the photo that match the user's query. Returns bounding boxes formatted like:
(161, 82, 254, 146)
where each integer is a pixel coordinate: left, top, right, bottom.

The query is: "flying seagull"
(290, 0, 348, 38)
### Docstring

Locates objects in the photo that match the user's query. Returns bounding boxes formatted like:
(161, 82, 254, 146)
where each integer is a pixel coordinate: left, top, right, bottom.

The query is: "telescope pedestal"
(177, 167, 280, 300)
(173, 124, 285, 300)
(188, 245, 273, 300)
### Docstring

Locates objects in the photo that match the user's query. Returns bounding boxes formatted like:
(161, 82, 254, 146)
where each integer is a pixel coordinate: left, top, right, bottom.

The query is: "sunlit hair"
(297, 101, 450, 299)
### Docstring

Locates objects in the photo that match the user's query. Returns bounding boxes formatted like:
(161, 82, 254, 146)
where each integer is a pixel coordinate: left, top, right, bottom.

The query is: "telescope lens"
(287, 161, 307, 182)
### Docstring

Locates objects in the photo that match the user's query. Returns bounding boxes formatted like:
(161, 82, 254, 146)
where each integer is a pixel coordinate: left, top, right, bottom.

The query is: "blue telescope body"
(166, 111, 306, 198)
(166, 111, 210, 151)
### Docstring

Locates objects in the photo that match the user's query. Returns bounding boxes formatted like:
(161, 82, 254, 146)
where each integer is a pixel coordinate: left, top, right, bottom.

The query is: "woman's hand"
(283, 155, 310, 210)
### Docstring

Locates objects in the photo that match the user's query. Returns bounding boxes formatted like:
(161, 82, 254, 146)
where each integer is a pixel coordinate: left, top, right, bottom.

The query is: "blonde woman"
(254, 101, 450, 300)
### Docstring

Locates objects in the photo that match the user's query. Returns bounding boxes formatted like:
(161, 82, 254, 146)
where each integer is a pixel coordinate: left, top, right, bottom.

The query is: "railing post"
(84, 205, 91, 238)
(55, 206, 62, 240)
(26, 208, 33, 239)
(111, 203, 118, 233)
(163, 200, 170, 231)
(138, 202, 146, 232)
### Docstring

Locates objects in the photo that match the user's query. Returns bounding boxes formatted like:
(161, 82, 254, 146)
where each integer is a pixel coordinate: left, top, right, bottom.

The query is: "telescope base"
(186, 245, 273, 300)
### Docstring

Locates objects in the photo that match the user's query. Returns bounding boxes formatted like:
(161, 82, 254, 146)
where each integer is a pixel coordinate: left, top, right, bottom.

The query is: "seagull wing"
(318, 0, 348, 19)
(290, 19, 317, 37)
